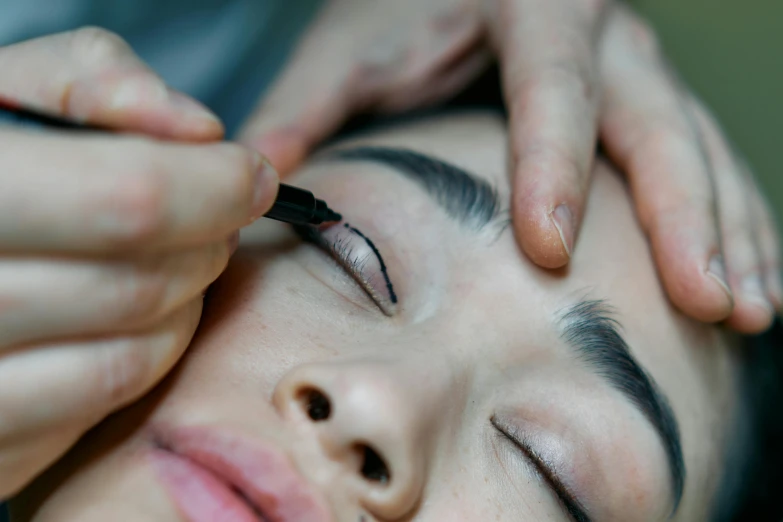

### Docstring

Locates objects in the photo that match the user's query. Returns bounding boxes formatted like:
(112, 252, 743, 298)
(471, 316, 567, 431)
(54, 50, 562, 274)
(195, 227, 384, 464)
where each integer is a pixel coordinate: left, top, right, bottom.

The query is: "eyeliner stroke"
(343, 223, 398, 304)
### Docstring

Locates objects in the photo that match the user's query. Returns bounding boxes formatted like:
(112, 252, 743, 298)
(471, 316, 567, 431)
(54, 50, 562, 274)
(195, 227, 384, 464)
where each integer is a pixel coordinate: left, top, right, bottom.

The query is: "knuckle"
(69, 26, 130, 64)
(95, 338, 157, 408)
(511, 64, 594, 118)
(103, 147, 168, 247)
(109, 264, 170, 325)
(344, 64, 382, 107)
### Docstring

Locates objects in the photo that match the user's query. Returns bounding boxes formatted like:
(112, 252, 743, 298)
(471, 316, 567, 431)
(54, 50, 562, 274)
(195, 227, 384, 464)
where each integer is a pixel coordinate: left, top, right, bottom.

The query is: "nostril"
(298, 388, 331, 421)
(358, 445, 390, 485)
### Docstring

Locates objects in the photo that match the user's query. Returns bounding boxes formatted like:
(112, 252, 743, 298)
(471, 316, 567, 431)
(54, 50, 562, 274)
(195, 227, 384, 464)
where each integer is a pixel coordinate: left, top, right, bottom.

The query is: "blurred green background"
(632, 0, 782, 229)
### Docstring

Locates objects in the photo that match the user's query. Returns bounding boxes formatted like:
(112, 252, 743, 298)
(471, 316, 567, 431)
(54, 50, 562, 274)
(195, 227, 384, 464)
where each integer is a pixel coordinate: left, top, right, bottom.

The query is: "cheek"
(418, 504, 495, 521)
(418, 478, 534, 522)
(160, 256, 347, 403)
(418, 484, 502, 521)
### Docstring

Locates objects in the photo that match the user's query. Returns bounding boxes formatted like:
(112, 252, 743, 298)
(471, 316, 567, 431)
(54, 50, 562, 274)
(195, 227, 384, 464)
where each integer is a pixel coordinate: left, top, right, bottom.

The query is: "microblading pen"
(0, 97, 342, 227)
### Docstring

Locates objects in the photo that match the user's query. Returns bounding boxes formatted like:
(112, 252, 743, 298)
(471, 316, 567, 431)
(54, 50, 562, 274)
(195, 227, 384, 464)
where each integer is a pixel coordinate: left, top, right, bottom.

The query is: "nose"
(273, 360, 443, 519)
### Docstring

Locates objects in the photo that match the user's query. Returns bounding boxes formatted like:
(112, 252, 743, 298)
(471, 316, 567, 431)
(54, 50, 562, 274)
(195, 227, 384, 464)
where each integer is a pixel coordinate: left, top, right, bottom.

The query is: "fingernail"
(167, 90, 220, 124)
(251, 153, 280, 219)
(551, 204, 574, 257)
(742, 273, 773, 312)
(707, 254, 733, 301)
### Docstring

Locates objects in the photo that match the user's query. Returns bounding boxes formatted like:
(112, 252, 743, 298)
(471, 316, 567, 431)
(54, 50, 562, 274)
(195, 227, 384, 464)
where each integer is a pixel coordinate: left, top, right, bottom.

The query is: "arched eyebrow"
(559, 299, 686, 514)
(327, 146, 503, 231)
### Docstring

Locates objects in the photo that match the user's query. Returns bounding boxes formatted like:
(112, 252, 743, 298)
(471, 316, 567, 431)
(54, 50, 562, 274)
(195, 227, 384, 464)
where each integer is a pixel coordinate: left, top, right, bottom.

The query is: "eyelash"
(490, 417, 589, 522)
(296, 226, 392, 315)
(327, 237, 374, 288)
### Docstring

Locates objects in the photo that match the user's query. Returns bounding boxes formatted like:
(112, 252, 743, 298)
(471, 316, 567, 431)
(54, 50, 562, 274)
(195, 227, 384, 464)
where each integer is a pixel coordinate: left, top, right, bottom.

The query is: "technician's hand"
(240, 0, 780, 333)
(0, 28, 279, 499)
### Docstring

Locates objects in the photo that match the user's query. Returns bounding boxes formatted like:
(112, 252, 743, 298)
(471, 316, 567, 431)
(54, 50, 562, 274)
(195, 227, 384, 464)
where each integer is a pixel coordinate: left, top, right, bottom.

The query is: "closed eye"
(294, 224, 397, 316)
(491, 416, 591, 522)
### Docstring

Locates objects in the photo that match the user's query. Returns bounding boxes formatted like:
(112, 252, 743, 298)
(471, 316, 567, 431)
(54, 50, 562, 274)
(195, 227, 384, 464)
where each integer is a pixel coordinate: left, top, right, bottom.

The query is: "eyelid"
(490, 416, 590, 522)
(294, 224, 397, 316)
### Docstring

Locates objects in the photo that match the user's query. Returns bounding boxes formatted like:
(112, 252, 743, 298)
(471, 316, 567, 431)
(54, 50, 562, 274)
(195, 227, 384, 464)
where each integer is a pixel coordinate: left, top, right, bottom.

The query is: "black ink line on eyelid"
(343, 223, 398, 304)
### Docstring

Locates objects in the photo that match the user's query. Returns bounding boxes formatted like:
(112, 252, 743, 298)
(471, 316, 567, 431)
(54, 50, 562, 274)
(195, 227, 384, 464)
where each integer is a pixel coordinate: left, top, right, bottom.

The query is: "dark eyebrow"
(558, 299, 685, 513)
(328, 146, 503, 230)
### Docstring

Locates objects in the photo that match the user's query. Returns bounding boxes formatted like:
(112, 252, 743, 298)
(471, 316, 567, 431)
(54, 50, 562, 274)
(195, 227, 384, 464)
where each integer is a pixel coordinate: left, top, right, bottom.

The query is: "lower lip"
(150, 448, 265, 522)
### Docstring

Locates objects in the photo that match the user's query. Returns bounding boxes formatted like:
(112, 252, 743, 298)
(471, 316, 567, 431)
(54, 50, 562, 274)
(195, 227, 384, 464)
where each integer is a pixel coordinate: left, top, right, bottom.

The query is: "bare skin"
(14, 112, 742, 522)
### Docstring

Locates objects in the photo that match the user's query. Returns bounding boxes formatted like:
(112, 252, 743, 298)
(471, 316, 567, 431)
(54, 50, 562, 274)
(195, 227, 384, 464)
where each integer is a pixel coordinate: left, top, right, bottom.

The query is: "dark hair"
(715, 317, 783, 521)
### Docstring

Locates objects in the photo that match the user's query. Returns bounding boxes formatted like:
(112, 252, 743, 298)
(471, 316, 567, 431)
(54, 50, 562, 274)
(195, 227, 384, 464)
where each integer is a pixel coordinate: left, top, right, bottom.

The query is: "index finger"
(0, 28, 223, 142)
(485, 0, 608, 268)
(0, 130, 278, 253)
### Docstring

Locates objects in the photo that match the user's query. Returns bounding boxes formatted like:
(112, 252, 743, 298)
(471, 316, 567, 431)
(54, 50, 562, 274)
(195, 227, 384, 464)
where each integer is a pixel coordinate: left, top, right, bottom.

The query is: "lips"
(149, 425, 334, 522)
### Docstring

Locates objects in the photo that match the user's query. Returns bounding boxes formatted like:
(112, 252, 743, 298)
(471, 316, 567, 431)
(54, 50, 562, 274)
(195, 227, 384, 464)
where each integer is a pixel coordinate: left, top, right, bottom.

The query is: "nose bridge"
(273, 356, 457, 519)
(339, 360, 434, 435)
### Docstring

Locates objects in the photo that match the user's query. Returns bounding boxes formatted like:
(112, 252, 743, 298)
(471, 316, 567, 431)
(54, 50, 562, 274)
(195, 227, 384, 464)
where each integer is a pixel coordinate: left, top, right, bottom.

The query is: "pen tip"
(325, 209, 342, 223)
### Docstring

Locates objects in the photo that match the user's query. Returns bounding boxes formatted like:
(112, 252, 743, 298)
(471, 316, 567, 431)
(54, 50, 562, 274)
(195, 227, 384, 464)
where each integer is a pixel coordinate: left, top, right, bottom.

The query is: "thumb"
(0, 27, 223, 141)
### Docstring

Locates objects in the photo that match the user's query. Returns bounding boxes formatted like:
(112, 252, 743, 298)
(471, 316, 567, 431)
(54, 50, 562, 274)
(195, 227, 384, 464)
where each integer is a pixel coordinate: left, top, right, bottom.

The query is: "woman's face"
(15, 113, 740, 522)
